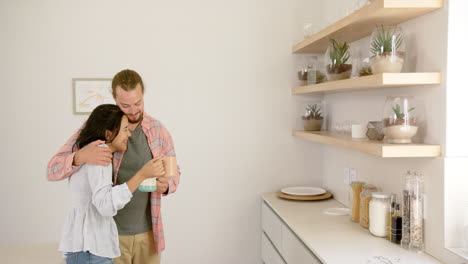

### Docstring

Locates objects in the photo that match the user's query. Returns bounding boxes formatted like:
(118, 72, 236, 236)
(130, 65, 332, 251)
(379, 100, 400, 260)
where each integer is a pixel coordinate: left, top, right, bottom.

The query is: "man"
(48, 69, 180, 264)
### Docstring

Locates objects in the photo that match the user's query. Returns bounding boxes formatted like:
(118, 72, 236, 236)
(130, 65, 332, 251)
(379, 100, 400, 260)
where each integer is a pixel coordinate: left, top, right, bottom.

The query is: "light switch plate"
(344, 167, 350, 184)
(350, 168, 357, 182)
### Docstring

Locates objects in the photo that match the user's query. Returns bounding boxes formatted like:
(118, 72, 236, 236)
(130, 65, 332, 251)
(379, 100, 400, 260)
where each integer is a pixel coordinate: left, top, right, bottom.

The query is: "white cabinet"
(281, 225, 321, 264)
(262, 232, 286, 264)
(262, 202, 323, 264)
(262, 202, 283, 252)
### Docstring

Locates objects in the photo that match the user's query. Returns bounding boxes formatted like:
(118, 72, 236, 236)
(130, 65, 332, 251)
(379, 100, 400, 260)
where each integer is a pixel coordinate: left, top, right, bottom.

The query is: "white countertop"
(262, 193, 442, 264)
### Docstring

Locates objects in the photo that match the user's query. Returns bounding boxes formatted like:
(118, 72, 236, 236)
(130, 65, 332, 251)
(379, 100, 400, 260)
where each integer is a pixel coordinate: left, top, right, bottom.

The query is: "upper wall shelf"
(292, 130, 441, 158)
(292, 0, 444, 54)
(292, 72, 441, 94)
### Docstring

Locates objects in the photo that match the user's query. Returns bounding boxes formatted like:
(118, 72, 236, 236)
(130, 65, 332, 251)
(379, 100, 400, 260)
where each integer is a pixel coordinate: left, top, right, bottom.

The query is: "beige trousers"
(113, 231, 161, 264)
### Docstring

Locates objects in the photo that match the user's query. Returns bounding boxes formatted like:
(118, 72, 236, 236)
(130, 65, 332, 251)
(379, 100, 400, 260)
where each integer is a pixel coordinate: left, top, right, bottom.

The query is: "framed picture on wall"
(73, 78, 114, 114)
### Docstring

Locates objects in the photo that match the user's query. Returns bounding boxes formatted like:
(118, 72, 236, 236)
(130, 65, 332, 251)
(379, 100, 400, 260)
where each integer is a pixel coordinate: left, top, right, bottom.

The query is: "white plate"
(322, 207, 350, 216)
(280, 186, 326, 196)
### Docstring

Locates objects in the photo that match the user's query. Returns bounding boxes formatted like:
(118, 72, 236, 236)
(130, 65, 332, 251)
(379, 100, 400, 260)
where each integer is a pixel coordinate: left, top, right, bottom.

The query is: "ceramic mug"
(163, 156, 177, 177)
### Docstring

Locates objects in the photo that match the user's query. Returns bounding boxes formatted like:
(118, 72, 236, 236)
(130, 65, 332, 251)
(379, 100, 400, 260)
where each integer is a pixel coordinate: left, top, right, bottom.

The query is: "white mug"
(351, 124, 367, 138)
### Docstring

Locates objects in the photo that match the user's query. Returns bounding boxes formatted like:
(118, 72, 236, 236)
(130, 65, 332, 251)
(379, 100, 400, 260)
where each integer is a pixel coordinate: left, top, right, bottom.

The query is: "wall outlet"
(344, 167, 350, 184)
(350, 168, 357, 182)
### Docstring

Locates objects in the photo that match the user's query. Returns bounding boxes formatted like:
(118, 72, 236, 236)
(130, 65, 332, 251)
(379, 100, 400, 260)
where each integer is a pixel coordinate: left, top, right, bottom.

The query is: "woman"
(58, 104, 164, 264)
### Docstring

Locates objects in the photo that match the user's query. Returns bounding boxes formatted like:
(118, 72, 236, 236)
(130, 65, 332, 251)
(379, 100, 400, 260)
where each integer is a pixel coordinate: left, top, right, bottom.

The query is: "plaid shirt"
(47, 113, 180, 253)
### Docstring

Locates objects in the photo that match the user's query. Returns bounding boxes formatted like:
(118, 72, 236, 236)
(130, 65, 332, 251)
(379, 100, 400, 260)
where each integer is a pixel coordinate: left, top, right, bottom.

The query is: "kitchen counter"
(262, 192, 442, 264)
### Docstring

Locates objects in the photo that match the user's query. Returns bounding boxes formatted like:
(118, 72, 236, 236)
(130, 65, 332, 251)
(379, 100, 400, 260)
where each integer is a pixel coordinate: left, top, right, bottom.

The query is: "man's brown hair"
(112, 69, 145, 98)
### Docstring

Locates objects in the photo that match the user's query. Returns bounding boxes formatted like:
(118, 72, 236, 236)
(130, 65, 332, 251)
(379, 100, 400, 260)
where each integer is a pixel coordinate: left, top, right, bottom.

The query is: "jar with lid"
(351, 181, 365, 222)
(369, 192, 391, 237)
(401, 170, 411, 248)
(409, 170, 424, 252)
(359, 184, 378, 228)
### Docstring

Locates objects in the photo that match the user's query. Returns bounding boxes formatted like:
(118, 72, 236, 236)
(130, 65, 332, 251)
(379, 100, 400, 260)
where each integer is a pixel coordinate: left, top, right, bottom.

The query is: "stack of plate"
(278, 186, 332, 201)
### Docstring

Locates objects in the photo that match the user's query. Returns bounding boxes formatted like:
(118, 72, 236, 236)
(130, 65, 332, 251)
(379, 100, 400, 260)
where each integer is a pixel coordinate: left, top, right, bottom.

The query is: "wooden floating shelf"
(292, 0, 444, 53)
(292, 72, 441, 95)
(292, 130, 441, 158)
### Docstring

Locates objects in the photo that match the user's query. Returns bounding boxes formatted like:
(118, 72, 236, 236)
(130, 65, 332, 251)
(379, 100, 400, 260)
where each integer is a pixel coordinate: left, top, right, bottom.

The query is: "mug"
(163, 156, 177, 177)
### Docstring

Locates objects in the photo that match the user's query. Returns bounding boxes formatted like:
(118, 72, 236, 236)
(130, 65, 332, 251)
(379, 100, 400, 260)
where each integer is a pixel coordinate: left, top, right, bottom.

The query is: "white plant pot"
(370, 54, 404, 74)
(383, 125, 418, 144)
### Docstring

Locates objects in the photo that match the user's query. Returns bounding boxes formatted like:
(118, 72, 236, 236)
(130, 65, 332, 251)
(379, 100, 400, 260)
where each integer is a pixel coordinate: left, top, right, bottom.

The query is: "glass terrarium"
(358, 57, 372, 77)
(325, 39, 353, 81)
(297, 55, 326, 86)
(382, 96, 420, 144)
(369, 25, 405, 74)
(302, 101, 324, 131)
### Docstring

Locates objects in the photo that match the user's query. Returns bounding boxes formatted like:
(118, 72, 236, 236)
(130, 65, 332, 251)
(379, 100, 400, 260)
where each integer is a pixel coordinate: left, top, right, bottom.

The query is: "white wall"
(0, 0, 323, 263)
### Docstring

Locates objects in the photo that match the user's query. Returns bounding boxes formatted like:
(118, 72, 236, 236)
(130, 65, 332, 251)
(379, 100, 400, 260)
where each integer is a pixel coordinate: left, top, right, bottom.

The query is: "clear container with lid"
(351, 181, 365, 222)
(409, 170, 424, 252)
(401, 170, 412, 248)
(369, 192, 391, 237)
(359, 184, 378, 228)
(401, 170, 424, 251)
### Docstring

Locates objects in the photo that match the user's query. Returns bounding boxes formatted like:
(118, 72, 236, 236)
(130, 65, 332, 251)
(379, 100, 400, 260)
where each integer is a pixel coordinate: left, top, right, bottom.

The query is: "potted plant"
(370, 25, 405, 74)
(359, 66, 372, 77)
(382, 96, 418, 143)
(302, 104, 323, 131)
(325, 39, 352, 81)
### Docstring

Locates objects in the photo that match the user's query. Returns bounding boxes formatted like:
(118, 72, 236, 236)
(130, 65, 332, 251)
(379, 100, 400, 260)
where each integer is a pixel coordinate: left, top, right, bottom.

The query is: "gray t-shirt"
(114, 124, 153, 235)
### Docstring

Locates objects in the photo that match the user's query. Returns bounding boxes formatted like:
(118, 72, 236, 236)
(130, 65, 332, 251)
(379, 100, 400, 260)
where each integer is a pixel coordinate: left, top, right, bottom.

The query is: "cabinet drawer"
(262, 232, 286, 264)
(262, 202, 282, 252)
(282, 225, 322, 264)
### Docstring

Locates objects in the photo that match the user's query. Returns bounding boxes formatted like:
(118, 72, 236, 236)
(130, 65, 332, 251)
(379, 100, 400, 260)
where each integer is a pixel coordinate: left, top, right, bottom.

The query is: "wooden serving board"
(277, 191, 333, 201)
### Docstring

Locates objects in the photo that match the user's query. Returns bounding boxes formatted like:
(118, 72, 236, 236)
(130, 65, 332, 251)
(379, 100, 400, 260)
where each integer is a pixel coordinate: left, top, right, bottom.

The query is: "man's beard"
(128, 112, 143, 124)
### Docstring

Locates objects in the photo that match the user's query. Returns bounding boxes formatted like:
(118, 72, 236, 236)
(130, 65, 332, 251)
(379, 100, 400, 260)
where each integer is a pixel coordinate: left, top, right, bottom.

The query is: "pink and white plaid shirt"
(47, 112, 180, 254)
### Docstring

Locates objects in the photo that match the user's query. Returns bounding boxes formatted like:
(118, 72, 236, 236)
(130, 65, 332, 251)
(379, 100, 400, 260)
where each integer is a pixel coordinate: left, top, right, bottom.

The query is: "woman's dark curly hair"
(75, 104, 124, 149)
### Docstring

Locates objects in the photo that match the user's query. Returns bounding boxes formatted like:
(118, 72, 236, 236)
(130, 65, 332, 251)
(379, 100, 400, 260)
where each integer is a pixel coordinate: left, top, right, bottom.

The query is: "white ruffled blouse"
(59, 152, 132, 258)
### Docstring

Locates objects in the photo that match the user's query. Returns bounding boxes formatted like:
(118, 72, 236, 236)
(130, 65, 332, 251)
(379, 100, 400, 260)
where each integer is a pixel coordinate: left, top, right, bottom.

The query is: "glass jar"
(382, 96, 420, 144)
(409, 171, 424, 252)
(306, 55, 318, 85)
(369, 25, 405, 74)
(325, 39, 353, 81)
(297, 55, 320, 86)
(401, 170, 411, 248)
(351, 181, 365, 222)
(387, 194, 397, 240)
(360, 184, 378, 228)
(369, 192, 391, 237)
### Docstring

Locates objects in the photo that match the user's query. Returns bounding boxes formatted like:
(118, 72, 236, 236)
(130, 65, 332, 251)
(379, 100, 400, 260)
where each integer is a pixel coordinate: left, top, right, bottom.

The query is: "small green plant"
(316, 71, 326, 83)
(302, 104, 323, 120)
(359, 66, 372, 76)
(370, 25, 403, 56)
(392, 104, 415, 119)
(328, 39, 350, 68)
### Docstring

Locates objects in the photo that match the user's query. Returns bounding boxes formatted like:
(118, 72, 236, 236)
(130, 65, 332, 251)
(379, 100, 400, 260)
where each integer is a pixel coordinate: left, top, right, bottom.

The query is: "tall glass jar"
(325, 39, 353, 81)
(409, 171, 424, 252)
(360, 184, 378, 228)
(307, 55, 318, 85)
(369, 25, 405, 74)
(369, 192, 391, 237)
(401, 170, 412, 248)
(382, 96, 420, 144)
(351, 181, 365, 222)
(387, 194, 397, 240)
